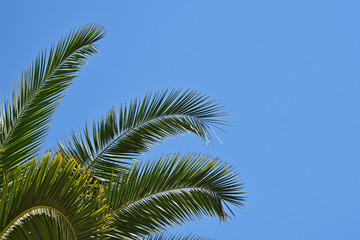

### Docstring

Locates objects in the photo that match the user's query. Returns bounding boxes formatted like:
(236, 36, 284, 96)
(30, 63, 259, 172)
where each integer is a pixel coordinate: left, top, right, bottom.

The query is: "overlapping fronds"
(58, 89, 228, 179)
(0, 24, 245, 239)
(0, 153, 111, 240)
(105, 154, 245, 239)
(0, 24, 105, 172)
(143, 233, 213, 240)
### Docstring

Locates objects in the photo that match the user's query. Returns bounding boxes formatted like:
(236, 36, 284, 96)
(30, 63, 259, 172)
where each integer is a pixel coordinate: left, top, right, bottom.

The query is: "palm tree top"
(0, 24, 245, 240)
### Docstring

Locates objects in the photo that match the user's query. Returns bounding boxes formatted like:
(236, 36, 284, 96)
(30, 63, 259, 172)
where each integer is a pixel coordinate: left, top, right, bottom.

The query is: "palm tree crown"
(0, 24, 245, 240)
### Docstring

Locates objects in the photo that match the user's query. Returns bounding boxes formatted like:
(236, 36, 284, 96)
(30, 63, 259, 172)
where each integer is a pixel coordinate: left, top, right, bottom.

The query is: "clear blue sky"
(1, 1, 360, 239)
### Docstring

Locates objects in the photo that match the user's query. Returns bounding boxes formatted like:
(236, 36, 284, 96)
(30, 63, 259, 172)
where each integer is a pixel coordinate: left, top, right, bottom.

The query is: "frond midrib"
(0, 205, 77, 240)
(86, 113, 212, 170)
(109, 186, 215, 216)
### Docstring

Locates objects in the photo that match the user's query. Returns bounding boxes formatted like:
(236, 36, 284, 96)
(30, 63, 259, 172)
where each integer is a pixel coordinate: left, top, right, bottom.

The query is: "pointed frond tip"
(57, 89, 230, 180)
(0, 24, 105, 171)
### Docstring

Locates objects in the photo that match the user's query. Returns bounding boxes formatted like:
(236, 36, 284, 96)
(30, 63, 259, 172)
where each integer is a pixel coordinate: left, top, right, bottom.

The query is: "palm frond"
(0, 209, 75, 240)
(0, 153, 111, 240)
(58, 89, 228, 179)
(0, 24, 105, 172)
(105, 153, 245, 239)
(143, 233, 213, 240)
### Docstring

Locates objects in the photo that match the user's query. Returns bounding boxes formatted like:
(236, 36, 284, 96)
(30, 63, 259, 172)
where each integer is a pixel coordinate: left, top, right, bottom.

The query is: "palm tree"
(0, 24, 245, 239)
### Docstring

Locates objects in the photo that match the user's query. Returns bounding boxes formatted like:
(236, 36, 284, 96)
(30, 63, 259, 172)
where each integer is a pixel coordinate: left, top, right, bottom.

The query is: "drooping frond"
(0, 24, 105, 172)
(105, 153, 245, 239)
(58, 89, 228, 179)
(0, 153, 111, 240)
(143, 233, 213, 240)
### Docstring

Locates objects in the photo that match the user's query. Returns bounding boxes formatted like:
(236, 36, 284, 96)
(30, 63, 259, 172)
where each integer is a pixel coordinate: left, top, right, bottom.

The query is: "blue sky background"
(1, 1, 360, 239)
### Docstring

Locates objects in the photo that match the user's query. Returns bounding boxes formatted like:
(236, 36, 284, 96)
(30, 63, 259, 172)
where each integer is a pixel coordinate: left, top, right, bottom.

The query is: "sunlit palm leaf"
(0, 153, 111, 240)
(1, 209, 75, 240)
(58, 89, 228, 179)
(0, 24, 105, 172)
(105, 154, 245, 239)
(1, 24, 245, 240)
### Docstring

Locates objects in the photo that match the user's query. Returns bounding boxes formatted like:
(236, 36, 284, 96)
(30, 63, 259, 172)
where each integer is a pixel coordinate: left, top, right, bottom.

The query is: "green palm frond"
(0, 153, 111, 240)
(143, 233, 213, 240)
(1, 209, 76, 240)
(1, 24, 245, 239)
(105, 153, 245, 239)
(58, 89, 228, 179)
(0, 24, 105, 172)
